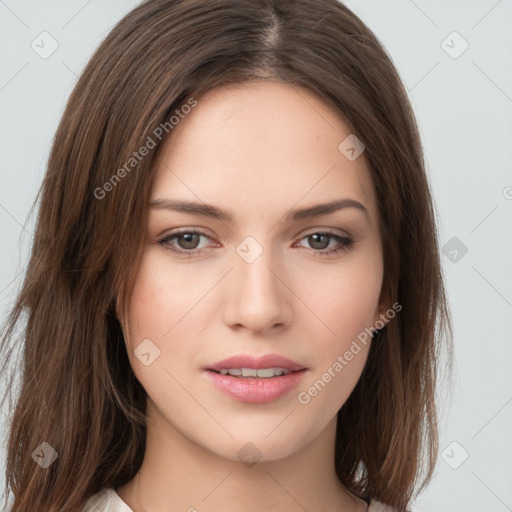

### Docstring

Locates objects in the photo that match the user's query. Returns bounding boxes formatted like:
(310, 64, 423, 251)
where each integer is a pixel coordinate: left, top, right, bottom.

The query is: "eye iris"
(309, 233, 329, 250)
(178, 233, 200, 250)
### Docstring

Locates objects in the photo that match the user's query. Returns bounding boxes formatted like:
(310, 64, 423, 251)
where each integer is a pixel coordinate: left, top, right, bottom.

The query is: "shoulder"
(80, 488, 134, 512)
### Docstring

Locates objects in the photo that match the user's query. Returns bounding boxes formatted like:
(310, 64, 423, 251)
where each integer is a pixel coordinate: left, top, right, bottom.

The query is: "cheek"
(122, 251, 216, 384)
(121, 254, 183, 372)
(294, 252, 382, 412)
(121, 256, 195, 405)
(125, 252, 197, 340)
(297, 252, 383, 340)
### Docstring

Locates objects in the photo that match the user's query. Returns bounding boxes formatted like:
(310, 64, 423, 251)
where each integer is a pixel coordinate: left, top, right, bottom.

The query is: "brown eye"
(307, 233, 331, 250)
(173, 232, 201, 250)
(157, 230, 214, 257)
(296, 231, 353, 256)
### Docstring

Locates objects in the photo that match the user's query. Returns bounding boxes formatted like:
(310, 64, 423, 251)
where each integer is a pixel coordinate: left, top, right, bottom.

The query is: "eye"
(294, 231, 353, 256)
(157, 229, 353, 258)
(157, 229, 216, 258)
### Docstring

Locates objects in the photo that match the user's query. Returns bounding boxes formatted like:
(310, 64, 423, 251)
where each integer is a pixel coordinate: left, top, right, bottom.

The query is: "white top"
(81, 488, 398, 511)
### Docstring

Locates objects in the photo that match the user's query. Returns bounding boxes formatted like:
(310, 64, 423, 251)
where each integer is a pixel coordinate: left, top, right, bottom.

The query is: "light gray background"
(1, 1, 511, 511)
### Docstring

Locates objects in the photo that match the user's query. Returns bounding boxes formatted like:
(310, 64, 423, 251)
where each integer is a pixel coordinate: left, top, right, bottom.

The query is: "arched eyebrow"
(149, 197, 369, 223)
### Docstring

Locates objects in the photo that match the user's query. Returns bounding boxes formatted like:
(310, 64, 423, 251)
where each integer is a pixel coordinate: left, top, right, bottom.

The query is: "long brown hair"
(0, 0, 453, 510)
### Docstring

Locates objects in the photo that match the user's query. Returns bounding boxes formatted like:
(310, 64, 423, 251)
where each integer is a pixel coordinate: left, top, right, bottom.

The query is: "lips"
(204, 353, 307, 403)
(205, 353, 306, 373)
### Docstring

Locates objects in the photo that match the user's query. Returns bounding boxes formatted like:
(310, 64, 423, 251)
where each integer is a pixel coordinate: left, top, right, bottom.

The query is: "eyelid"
(298, 226, 352, 238)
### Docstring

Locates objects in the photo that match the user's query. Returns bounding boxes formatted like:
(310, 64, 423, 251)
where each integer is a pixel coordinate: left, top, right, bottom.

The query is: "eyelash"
(157, 229, 353, 258)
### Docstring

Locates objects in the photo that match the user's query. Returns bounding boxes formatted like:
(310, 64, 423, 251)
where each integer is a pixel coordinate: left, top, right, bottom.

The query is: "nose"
(222, 244, 293, 335)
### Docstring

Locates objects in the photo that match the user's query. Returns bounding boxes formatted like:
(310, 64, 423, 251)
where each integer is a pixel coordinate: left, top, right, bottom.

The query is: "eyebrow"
(149, 197, 369, 223)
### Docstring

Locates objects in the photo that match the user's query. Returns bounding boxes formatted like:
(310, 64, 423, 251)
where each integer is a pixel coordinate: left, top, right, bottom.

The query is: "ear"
(373, 281, 393, 328)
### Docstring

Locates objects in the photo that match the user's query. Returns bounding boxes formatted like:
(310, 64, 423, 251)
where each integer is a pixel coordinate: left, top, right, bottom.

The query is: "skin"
(116, 81, 389, 512)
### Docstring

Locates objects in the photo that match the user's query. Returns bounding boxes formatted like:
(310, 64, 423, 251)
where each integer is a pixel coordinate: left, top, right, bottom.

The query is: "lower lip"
(205, 369, 307, 403)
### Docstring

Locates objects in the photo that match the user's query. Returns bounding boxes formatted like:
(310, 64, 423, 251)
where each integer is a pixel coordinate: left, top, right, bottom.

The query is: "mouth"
(204, 353, 308, 403)
(208, 367, 299, 378)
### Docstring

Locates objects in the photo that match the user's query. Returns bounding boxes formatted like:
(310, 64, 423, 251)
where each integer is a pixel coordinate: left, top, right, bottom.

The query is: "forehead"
(151, 81, 379, 228)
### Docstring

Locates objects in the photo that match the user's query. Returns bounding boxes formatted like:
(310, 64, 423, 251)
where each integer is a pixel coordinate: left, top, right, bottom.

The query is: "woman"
(0, 0, 453, 511)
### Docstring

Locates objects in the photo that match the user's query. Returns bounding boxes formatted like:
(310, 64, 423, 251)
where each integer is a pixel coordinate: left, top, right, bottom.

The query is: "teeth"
(220, 368, 241, 376)
(217, 367, 292, 378)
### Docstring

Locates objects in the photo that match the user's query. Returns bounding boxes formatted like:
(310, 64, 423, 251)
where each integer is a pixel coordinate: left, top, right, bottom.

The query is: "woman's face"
(119, 81, 388, 462)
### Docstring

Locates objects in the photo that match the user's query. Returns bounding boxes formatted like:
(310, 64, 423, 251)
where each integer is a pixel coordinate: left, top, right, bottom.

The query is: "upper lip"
(206, 354, 306, 372)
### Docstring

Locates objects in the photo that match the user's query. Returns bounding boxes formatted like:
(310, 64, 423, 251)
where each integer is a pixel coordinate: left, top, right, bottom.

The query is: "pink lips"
(204, 353, 307, 404)
(206, 354, 305, 373)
